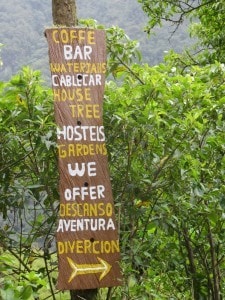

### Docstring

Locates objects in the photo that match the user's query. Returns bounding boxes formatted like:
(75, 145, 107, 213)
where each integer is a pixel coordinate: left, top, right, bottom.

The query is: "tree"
(51, 1, 98, 300)
(0, 67, 59, 300)
(52, 0, 77, 27)
(1, 1, 225, 299)
(104, 51, 225, 299)
(138, 0, 225, 64)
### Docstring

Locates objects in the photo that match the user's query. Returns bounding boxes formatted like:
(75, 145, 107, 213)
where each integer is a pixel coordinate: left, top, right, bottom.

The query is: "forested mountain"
(0, 0, 191, 81)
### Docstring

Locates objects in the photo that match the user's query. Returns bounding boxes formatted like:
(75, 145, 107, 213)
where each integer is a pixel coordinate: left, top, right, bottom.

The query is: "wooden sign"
(45, 28, 122, 290)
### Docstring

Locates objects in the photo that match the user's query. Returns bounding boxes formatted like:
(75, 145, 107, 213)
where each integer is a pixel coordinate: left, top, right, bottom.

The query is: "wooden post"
(48, 1, 122, 299)
(52, 2, 98, 300)
(52, 0, 78, 27)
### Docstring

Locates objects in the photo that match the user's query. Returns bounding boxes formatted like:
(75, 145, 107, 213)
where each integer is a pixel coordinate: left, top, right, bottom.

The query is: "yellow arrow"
(67, 257, 112, 283)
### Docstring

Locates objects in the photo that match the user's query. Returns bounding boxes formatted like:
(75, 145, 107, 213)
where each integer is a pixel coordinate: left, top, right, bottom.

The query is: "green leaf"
(18, 286, 33, 300)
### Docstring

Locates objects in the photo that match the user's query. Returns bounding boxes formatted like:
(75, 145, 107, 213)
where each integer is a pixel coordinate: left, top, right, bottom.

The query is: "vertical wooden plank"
(45, 28, 122, 290)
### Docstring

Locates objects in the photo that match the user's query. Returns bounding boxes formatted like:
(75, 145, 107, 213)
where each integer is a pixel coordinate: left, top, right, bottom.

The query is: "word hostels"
(57, 126, 105, 142)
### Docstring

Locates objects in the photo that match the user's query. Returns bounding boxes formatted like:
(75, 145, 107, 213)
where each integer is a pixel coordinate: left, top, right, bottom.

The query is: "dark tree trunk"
(52, 0, 78, 26)
(70, 289, 98, 300)
(51, 1, 98, 299)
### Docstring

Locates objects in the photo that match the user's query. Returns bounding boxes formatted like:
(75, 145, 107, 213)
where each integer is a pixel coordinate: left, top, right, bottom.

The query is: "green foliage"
(0, 67, 57, 217)
(0, 0, 191, 80)
(138, 0, 193, 30)
(190, 1, 225, 63)
(0, 251, 46, 300)
(0, 67, 71, 299)
(138, 0, 225, 64)
(1, 3, 225, 299)
(102, 54, 225, 298)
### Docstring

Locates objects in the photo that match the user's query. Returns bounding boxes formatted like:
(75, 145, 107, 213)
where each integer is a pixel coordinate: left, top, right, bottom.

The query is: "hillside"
(0, 0, 191, 81)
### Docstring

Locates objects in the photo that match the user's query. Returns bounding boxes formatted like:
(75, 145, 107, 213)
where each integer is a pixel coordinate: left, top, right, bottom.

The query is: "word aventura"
(57, 218, 115, 232)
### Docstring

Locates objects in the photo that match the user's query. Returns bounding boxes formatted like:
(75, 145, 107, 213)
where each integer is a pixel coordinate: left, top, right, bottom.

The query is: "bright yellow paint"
(67, 257, 112, 282)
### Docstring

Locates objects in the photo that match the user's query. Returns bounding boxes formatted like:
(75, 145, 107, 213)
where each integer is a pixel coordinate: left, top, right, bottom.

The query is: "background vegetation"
(1, 0, 225, 299)
(0, 0, 191, 81)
